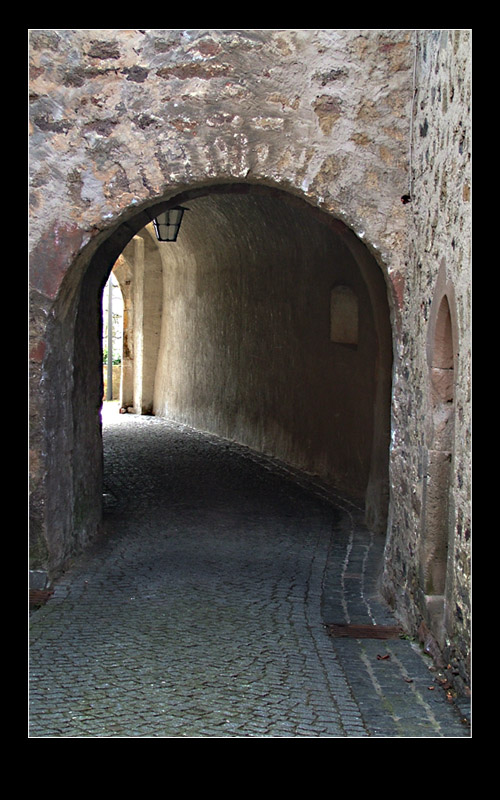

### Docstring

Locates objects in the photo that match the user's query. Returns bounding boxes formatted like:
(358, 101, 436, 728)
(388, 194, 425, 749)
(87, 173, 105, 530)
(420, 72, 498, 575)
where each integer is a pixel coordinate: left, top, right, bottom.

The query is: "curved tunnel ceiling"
(141, 189, 344, 268)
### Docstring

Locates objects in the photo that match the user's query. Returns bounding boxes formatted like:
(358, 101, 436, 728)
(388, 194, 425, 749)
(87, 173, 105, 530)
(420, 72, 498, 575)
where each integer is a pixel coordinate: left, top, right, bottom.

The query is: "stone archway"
(112, 231, 164, 415)
(34, 181, 393, 578)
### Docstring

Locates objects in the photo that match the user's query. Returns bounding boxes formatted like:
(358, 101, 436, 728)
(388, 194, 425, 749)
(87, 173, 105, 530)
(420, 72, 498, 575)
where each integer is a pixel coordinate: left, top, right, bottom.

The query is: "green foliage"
(102, 348, 122, 366)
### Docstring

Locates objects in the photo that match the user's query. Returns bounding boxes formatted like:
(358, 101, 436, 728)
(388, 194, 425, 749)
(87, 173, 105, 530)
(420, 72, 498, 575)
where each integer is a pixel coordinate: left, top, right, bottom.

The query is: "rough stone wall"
(29, 29, 413, 281)
(29, 28, 414, 572)
(383, 30, 471, 691)
(28, 30, 471, 687)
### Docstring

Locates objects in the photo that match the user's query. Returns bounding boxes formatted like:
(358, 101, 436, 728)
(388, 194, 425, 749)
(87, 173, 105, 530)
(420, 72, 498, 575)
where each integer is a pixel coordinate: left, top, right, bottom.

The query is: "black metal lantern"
(152, 206, 188, 242)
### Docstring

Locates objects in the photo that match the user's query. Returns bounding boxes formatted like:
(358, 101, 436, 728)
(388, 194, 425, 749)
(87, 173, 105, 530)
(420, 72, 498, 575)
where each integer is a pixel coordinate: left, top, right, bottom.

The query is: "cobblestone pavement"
(29, 409, 471, 738)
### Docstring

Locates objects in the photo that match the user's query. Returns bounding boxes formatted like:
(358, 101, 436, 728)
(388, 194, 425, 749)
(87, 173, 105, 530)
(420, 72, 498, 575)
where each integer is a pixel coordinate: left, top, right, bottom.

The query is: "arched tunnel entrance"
(40, 183, 393, 577)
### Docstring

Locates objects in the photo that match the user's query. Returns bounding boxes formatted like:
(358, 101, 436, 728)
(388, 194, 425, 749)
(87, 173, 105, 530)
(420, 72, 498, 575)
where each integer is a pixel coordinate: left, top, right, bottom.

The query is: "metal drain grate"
(325, 623, 403, 639)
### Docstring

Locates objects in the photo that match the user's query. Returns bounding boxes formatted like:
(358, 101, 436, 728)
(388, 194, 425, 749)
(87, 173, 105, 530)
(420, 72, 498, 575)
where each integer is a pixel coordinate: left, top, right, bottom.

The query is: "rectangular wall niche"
(330, 285, 359, 345)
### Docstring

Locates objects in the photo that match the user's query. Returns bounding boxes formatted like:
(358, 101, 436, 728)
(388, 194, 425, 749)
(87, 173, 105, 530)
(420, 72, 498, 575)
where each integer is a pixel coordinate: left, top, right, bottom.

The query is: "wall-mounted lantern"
(151, 206, 189, 242)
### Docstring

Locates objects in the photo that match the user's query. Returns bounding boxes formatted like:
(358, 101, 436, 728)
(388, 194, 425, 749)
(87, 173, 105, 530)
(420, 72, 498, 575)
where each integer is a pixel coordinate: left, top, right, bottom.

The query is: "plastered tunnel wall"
(130, 190, 392, 506)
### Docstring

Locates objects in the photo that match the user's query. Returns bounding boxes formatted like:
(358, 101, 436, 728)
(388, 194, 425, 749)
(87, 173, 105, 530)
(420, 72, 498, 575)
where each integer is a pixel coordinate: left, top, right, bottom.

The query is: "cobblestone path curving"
(29, 409, 471, 738)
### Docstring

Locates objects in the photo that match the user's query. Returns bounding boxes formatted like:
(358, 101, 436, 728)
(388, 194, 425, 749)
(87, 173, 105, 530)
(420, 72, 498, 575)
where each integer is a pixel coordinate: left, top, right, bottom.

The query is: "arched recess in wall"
(40, 182, 393, 576)
(421, 282, 457, 644)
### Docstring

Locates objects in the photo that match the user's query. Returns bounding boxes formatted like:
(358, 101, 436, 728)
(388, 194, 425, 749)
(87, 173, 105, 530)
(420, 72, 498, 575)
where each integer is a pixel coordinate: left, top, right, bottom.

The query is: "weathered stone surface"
(28, 29, 471, 693)
(29, 29, 413, 278)
(383, 30, 471, 692)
